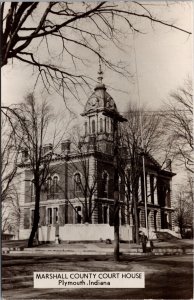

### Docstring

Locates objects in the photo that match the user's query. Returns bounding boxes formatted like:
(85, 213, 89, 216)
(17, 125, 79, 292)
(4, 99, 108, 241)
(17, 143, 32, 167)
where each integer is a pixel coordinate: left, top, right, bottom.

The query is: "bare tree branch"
(1, 2, 191, 102)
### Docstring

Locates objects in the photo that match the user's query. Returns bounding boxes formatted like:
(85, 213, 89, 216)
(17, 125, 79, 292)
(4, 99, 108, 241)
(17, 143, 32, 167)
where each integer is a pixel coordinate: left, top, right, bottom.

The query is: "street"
(2, 254, 193, 299)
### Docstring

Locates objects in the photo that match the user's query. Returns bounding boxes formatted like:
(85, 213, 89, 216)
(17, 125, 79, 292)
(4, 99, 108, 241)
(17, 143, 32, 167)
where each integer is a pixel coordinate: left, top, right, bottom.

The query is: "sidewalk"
(2, 239, 193, 256)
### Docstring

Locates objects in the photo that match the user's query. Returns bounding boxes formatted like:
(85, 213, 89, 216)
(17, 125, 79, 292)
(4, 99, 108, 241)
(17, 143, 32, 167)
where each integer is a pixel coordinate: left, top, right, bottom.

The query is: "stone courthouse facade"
(18, 72, 176, 242)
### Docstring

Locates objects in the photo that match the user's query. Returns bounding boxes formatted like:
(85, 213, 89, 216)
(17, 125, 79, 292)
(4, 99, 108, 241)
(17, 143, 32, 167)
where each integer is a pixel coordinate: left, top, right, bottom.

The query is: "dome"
(83, 83, 118, 115)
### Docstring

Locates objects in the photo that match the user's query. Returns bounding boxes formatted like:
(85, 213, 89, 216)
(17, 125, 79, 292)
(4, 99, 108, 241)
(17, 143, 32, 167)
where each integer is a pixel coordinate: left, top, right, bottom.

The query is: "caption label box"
(34, 272, 145, 288)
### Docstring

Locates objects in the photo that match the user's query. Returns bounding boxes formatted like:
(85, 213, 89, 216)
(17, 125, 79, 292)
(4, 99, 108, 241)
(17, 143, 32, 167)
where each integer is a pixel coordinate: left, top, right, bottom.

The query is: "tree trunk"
(179, 219, 183, 238)
(114, 157, 120, 261)
(88, 196, 92, 223)
(28, 187, 40, 247)
(133, 195, 139, 244)
(113, 118, 120, 261)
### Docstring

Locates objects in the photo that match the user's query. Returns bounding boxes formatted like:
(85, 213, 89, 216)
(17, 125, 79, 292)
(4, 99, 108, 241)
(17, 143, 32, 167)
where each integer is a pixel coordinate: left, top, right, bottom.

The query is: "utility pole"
(103, 110, 127, 261)
(133, 32, 149, 243)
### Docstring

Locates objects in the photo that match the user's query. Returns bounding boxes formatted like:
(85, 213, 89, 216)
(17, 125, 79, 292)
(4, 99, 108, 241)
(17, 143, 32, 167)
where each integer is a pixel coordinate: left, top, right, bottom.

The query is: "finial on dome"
(97, 57, 103, 84)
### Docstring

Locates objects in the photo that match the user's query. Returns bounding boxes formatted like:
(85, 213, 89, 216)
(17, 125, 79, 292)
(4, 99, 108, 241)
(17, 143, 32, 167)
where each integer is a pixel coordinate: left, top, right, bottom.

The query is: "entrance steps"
(156, 231, 180, 241)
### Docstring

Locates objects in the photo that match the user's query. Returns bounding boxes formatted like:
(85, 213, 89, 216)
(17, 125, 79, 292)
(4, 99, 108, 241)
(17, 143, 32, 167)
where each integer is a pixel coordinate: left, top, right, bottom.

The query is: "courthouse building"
(18, 72, 176, 242)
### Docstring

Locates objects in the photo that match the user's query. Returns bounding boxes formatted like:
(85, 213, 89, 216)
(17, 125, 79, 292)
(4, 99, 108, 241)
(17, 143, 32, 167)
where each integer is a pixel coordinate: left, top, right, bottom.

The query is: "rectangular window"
(30, 209, 35, 228)
(53, 176, 58, 194)
(53, 207, 58, 224)
(121, 206, 125, 225)
(103, 206, 108, 224)
(75, 206, 82, 224)
(150, 175, 154, 204)
(47, 208, 52, 225)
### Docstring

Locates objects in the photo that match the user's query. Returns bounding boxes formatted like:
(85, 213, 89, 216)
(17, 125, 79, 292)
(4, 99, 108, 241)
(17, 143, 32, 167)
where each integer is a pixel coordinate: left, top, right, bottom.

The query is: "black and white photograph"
(1, 1, 193, 299)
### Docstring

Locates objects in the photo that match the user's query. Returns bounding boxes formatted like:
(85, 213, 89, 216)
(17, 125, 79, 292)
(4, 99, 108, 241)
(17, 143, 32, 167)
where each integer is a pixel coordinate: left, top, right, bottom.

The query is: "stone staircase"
(155, 231, 180, 242)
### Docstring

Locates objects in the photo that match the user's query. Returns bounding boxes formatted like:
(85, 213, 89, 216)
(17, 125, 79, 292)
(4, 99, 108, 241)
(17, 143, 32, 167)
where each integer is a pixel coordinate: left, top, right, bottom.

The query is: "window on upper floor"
(47, 177, 52, 195)
(84, 122, 87, 135)
(31, 180, 35, 198)
(53, 175, 59, 194)
(107, 117, 109, 132)
(46, 175, 60, 199)
(100, 118, 103, 132)
(92, 120, 95, 133)
(74, 173, 82, 193)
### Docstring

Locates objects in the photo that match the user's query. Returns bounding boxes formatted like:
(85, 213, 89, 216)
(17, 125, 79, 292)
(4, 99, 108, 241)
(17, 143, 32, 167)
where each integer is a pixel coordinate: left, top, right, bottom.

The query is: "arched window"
(107, 118, 109, 132)
(53, 175, 59, 194)
(100, 118, 103, 132)
(91, 120, 95, 133)
(31, 180, 35, 198)
(111, 120, 113, 132)
(74, 173, 82, 192)
(102, 171, 108, 198)
(47, 177, 52, 197)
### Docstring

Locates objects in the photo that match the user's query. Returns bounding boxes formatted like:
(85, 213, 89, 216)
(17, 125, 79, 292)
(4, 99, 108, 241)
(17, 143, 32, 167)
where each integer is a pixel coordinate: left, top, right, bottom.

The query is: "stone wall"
(33, 224, 133, 242)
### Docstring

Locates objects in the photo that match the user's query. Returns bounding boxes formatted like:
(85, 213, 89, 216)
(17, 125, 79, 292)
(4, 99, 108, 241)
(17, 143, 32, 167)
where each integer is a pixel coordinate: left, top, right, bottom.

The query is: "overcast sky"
(1, 1, 192, 185)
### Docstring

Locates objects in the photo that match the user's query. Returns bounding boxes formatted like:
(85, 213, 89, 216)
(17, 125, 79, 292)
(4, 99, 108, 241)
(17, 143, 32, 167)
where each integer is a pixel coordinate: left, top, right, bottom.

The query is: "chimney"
(61, 139, 71, 154)
(21, 148, 28, 162)
(165, 159, 172, 171)
(43, 143, 53, 155)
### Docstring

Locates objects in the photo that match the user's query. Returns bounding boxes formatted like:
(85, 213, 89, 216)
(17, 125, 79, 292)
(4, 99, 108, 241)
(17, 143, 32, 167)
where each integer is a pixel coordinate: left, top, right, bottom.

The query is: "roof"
(82, 81, 118, 116)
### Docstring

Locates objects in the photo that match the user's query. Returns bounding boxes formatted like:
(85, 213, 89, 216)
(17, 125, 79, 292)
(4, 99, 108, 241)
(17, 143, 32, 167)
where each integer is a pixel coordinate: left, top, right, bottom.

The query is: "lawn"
(2, 254, 193, 299)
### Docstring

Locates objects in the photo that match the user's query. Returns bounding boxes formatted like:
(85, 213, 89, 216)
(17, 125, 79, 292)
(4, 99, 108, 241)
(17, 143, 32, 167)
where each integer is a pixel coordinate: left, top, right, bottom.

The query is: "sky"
(1, 1, 193, 185)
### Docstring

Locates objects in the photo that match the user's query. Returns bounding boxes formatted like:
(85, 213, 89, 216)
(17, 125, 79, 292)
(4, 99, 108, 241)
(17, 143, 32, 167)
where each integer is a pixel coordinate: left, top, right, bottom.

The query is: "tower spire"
(97, 57, 103, 84)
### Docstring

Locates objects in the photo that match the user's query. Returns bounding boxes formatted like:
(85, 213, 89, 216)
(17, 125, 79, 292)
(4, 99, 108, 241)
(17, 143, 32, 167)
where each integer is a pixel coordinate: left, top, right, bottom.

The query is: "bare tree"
(65, 129, 98, 224)
(174, 177, 193, 237)
(164, 79, 193, 173)
(1, 113, 21, 203)
(5, 93, 70, 247)
(2, 185, 21, 239)
(120, 104, 163, 244)
(1, 2, 191, 101)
